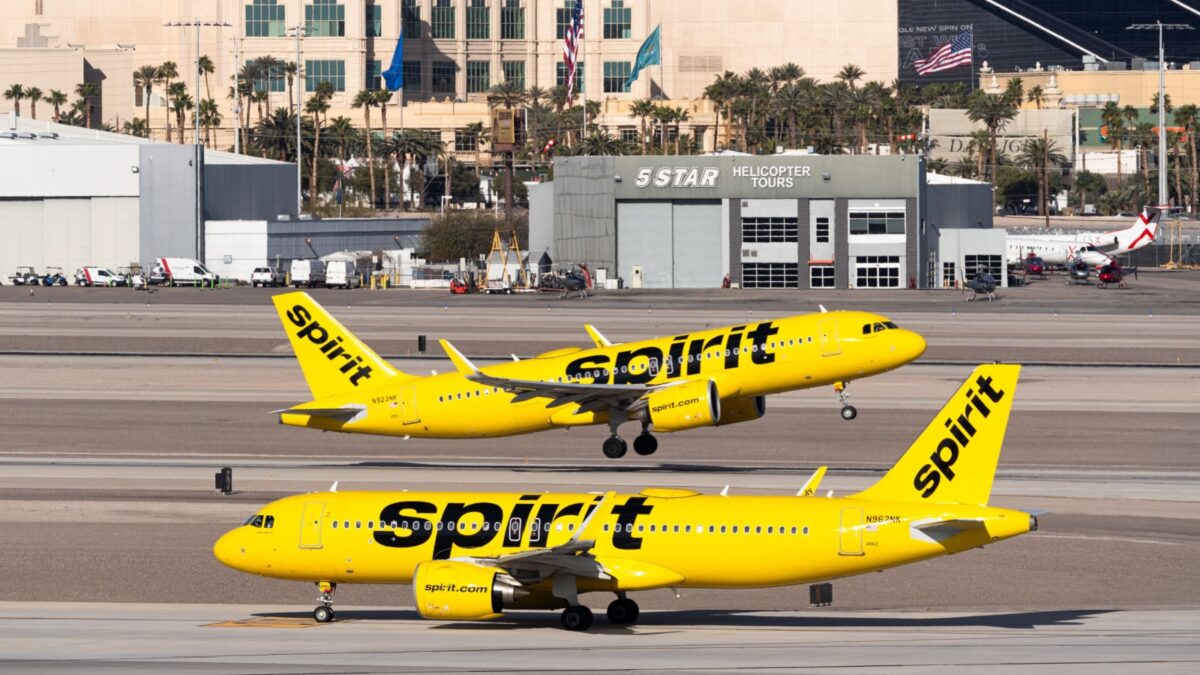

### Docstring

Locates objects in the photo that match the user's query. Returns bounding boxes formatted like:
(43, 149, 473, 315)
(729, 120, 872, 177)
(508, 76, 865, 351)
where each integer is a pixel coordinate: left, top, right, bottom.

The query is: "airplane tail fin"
(1115, 210, 1160, 253)
(853, 364, 1020, 506)
(272, 291, 412, 398)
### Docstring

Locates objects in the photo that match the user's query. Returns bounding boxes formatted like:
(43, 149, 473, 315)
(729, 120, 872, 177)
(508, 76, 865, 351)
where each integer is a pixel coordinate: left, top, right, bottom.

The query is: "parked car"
(75, 267, 126, 287)
(251, 267, 285, 287)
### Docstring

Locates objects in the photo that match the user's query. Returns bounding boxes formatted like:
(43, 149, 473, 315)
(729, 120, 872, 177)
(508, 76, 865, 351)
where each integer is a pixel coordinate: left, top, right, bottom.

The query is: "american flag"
(563, 0, 584, 98)
(915, 29, 973, 75)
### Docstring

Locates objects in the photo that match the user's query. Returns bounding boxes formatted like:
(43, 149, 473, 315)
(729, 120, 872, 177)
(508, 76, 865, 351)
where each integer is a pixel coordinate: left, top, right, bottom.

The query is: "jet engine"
(412, 560, 525, 621)
(716, 395, 765, 426)
(647, 379, 720, 432)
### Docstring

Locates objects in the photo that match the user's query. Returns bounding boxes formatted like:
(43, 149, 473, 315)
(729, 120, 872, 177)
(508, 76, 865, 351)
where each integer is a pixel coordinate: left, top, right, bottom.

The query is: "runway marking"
(204, 617, 328, 628)
(1034, 532, 1182, 546)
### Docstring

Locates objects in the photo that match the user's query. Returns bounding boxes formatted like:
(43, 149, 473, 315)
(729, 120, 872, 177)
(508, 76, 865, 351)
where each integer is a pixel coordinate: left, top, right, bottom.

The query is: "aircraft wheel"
(840, 405, 858, 421)
(602, 436, 627, 459)
(633, 434, 658, 456)
(606, 598, 640, 625)
(561, 605, 593, 631)
(313, 605, 334, 623)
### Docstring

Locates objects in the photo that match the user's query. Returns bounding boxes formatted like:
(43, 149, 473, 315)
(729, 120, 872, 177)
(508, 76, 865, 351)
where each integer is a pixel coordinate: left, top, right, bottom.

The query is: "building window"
(467, 61, 490, 93)
(603, 61, 631, 93)
(455, 129, 477, 152)
(743, 263, 799, 289)
(366, 4, 381, 37)
(556, 61, 584, 90)
(619, 128, 638, 143)
(502, 60, 525, 88)
(815, 216, 830, 243)
(603, 0, 631, 39)
(432, 61, 456, 94)
(403, 61, 422, 91)
(432, 0, 455, 39)
(305, 60, 345, 92)
(466, 0, 490, 39)
(305, 0, 345, 37)
(501, 0, 525, 39)
(366, 59, 382, 89)
(942, 261, 956, 287)
(253, 71, 286, 93)
(853, 255, 901, 288)
(810, 265, 835, 288)
(556, 0, 579, 40)
(245, 0, 285, 37)
(742, 217, 798, 243)
(964, 254, 1003, 281)
(849, 211, 905, 235)
(402, 0, 421, 38)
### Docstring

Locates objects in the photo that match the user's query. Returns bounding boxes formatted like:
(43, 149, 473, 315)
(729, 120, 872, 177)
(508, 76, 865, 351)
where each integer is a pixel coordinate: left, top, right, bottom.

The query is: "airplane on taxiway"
(1006, 210, 1160, 267)
(270, 292, 926, 458)
(215, 363, 1032, 630)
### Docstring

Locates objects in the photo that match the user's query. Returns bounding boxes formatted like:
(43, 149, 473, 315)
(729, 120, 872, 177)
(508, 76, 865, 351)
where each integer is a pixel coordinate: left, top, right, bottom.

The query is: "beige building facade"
(2, 0, 897, 154)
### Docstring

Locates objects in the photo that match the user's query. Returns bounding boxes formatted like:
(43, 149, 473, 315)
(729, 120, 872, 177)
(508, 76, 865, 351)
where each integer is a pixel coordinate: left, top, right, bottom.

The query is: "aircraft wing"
(440, 339, 675, 413)
(453, 492, 615, 580)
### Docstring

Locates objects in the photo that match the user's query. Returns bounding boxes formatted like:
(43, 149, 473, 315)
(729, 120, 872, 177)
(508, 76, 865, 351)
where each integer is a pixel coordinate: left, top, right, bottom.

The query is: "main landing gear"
(606, 593, 640, 625)
(313, 581, 336, 623)
(601, 416, 658, 459)
(834, 381, 857, 420)
(560, 604, 593, 630)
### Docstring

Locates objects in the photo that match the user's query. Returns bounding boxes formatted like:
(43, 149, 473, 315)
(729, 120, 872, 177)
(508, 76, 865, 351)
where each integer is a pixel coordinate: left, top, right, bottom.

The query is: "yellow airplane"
(270, 292, 926, 458)
(215, 363, 1033, 630)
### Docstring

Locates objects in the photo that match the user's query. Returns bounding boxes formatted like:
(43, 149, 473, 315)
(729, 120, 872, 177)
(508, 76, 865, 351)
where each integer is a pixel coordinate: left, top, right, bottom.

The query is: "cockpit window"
(862, 324, 872, 335)
(263, 515, 274, 529)
(883, 321, 898, 329)
(244, 515, 265, 528)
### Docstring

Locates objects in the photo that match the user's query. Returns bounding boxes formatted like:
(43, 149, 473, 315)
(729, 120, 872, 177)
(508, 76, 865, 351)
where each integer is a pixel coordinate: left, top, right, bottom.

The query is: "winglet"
(330, 481, 338, 493)
(797, 466, 827, 496)
(584, 324, 613, 348)
(570, 491, 615, 546)
(819, 304, 828, 313)
(440, 339, 481, 376)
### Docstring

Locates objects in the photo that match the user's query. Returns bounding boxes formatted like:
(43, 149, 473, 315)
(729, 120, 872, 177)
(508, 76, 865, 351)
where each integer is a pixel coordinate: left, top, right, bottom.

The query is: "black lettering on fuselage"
(913, 374, 1007, 498)
(611, 497, 654, 550)
(567, 322, 781, 384)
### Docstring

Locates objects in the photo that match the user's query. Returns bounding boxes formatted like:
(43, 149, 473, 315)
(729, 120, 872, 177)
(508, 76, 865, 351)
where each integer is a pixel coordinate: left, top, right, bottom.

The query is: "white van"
(325, 260, 360, 289)
(290, 259, 326, 288)
(153, 257, 218, 286)
(74, 267, 125, 287)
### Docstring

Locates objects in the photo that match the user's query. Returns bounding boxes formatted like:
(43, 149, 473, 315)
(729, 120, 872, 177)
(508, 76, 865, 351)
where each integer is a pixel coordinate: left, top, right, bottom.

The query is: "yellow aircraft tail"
(272, 291, 412, 398)
(853, 363, 1020, 506)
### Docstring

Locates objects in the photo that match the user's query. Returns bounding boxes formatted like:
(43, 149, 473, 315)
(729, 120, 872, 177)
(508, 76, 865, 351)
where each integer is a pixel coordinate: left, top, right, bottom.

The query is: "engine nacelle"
(412, 560, 523, 621)
(716, 395, 766, 426)
(648, 379, 720, 432)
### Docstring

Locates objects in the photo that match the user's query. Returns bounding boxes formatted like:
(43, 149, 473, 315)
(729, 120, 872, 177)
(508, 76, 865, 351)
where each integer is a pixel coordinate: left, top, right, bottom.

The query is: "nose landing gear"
(313, 581, 336, 623)
(834, 381, 857, 420)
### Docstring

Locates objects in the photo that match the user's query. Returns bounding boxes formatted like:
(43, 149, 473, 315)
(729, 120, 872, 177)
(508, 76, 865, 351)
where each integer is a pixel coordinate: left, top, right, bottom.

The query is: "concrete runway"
(1, 276, 1198, 671)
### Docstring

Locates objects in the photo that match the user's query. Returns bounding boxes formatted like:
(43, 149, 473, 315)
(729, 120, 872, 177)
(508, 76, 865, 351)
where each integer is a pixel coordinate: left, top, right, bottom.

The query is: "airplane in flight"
(215, 363, 1033, 630)
(270, 293, 926, 458)
(1006, 210, 1160, 267)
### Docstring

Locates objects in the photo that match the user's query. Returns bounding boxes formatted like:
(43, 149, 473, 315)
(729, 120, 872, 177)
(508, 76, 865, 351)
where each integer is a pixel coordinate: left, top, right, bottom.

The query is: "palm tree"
(487, 80, 528, 109)
(374, 89, 395, 208)
(159, 61, 179, 140)
(390, 129, 444, 210)
(44, 89, 67, 123)
(284, 61, 298, 113)
(254, 107, 307, 161)
(1174, 104, 1199, 213)
(628, 98, 655, 154)
(305, 82, 334, 209)
(255, 55, 283, 114)
(351, 89, 378, 208)
(1101, 101, 1128, 184)
(1131, 121, 1156, 199)
(133, 65, 160, 137)
(74, 82, 99, 128)
(167, 82, 192, 143)
(526, 85, 547, 108)
(651, 105, 673, 153)
(1026, 85, 1045, 110)
(463, 120, 489, 173)
(579, 129, 625, 155)
(196, 98, 221, 147)
(1072, 170, 1107, 214)
(198, 55, 215, 101)
(123, 117, 148, 137)
(836, 63, 865, 89)
(23, 86, 42, 119)
(703, 70, 738, 151)
(4, 84, 24, 117)
(253, 89, 268, 128)
(673, 108, 690, 155)
(326, 115, 356, 205)
(1002, 77, 1024, 107)
(966, 92, 1018, 186)
(1017, 134, 1067, 225)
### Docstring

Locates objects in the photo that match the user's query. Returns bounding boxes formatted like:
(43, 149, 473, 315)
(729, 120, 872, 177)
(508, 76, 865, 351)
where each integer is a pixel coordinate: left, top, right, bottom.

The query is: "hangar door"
(617, 201, 722, 288)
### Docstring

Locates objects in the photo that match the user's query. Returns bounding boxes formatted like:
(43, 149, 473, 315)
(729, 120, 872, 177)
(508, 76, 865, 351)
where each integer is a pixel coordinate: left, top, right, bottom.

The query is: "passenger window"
(264, 516, 274, 529)
(803, 526, 810, 535)
(603, 524, 610, 532)
(755, 526, 762, 534)
(790, 526, 797, 534)
(720, 525, 727, 533)
(685, 525, 692, 533)
(344, 521, 350, 529)
(332, 520, 338, 529)
(390, 520, 398, 528)
(355, 521, 361, 529)
(649, 524, 656, 532)
(732, 525, 739, 533)
(367, 521, 374, 529)
(637, 524, 643, 532)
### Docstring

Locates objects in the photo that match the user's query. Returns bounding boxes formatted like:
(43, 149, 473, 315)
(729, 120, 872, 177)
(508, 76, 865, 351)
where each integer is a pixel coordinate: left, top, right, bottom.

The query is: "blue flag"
(382, 31, 404, 91)
(624, 24, 661, 90)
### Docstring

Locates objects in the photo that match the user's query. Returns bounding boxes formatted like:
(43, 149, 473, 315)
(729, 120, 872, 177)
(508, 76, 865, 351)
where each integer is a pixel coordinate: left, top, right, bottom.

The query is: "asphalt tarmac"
(1, 274, 1197, 671)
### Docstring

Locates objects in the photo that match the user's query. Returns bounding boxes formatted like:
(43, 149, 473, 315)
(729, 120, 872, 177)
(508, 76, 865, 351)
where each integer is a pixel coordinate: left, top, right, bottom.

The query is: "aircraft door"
(400, 386, 420, 424)
(838, 507, 864, 556)
(818, 317, 841, 356)
(630, 266, 643, 289)
(299, 501, 325, 549)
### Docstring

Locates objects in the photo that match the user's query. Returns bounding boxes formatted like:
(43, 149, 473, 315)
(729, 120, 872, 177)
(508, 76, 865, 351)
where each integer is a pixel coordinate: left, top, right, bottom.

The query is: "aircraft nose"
(899, 329, 926, 362)
(213, 530, 245, 570)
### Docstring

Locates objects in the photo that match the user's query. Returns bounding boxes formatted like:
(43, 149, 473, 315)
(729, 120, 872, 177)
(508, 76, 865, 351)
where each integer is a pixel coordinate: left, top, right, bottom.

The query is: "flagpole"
(969, 27, 975, 94)
(659, 24, 664, 100)
(581, 35, 587, 143)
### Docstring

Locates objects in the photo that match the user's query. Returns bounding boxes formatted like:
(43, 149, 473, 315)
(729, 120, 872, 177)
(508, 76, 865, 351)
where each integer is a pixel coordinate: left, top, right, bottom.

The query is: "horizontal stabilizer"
(910, 518, 986, 545)
(273, 406, 365, 421)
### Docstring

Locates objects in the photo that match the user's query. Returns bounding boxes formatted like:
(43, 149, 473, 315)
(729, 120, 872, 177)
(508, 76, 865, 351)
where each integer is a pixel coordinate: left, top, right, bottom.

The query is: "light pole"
(1127, 21, 1193, 210)
(163, 19, 230, 263)
(287, 25, 307, 217)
